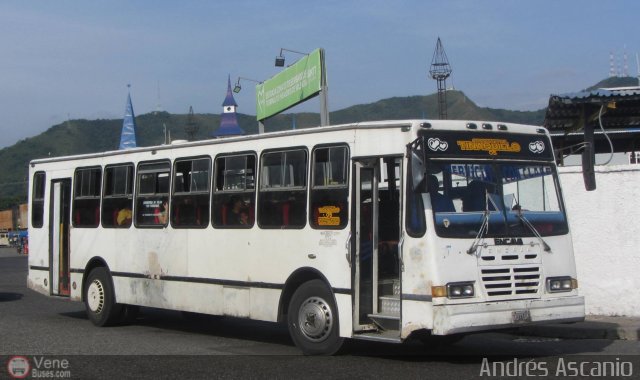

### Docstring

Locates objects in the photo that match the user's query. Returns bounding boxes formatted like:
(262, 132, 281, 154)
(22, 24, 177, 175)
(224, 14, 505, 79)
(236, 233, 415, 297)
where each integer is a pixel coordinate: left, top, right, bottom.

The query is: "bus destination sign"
(419, 130, 554, 161)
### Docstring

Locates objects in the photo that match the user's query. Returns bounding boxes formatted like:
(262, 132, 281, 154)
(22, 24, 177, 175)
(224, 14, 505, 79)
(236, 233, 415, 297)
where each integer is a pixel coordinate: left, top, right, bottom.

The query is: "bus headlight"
(446, 282, 475, 299)
(546, 276, 577, 293)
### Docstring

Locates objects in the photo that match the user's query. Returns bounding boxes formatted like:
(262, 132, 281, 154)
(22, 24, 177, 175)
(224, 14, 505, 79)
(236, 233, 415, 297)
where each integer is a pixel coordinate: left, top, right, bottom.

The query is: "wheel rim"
(297, 296, 333, 342)
(87, 279, 105, 314)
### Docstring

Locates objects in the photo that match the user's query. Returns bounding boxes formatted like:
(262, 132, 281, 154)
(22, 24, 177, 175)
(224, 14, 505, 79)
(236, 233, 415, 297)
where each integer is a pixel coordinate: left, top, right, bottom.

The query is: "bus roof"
(29, 119, 545, 165)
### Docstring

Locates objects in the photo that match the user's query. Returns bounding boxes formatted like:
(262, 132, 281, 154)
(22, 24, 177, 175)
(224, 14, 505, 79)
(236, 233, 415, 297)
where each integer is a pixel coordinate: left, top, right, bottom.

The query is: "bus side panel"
(401, 300, 434, 338)
(335, 293, 353, 337)
(399, 235, 437, 337)
(27, 169, 52, 296)
(81, 227, 188, 305)
(27, 228, 51, 296)
(183, 228, 353, 324)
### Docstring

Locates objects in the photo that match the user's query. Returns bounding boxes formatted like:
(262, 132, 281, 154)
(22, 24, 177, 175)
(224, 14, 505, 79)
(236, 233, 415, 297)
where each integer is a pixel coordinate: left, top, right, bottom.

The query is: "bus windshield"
(424, 160, 568, 238)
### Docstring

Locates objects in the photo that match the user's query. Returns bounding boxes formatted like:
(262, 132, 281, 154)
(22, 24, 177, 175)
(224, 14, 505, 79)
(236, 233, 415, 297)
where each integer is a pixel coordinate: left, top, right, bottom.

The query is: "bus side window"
(102, 164, 134, 228)
(171, 157, 211, 228)
(310, 145, 349, 229)
(258, 149, 307, 229)
(73, 167, 102, 228)
(135, 161, 171, 227)
(31, 172, 46, 228)
(212, 153, 256, 228)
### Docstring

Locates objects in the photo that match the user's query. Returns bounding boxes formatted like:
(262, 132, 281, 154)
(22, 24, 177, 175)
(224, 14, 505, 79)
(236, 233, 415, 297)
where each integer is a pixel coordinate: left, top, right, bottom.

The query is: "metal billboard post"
(319, 48, 329, 127)
(320, 87, 329, 127)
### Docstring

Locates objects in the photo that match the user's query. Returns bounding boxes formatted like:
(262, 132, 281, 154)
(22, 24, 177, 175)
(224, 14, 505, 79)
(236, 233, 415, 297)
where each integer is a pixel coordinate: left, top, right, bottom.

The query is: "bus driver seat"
(463, 180, 491, 212)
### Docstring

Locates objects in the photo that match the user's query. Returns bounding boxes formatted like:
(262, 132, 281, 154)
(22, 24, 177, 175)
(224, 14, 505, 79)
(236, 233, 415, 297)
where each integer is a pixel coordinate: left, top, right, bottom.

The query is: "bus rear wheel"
(287, 279, 343, 355)
(84, 267, 122, 327)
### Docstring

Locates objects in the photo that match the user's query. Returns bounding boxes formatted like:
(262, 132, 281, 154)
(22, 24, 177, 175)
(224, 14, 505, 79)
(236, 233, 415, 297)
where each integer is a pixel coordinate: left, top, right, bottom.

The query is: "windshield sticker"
(529, 141, 545, 154)
(450, 164, 495, 182)
(448, 164, 552, 184)
(428, 138, 449, 152)
(456, 138, 521, 156)
(502, 165, 552, 183)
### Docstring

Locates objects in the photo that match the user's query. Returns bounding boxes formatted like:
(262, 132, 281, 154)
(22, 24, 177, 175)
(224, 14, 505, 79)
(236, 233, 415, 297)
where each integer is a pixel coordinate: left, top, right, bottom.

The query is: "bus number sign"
(317, 206, 340, 226)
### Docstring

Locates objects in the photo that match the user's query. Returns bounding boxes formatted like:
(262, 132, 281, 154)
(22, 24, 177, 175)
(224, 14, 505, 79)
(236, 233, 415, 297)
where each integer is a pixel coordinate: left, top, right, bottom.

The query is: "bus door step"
(379, 295, 400, 316)
(367, 313, 400, 331)
(353, 329, 402, 343)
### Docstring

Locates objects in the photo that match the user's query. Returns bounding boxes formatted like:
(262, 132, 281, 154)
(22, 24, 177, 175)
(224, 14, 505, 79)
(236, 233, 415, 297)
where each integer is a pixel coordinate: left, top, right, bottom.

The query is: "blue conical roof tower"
(212, 75, 245, 137)
(119, 86, 138, 149)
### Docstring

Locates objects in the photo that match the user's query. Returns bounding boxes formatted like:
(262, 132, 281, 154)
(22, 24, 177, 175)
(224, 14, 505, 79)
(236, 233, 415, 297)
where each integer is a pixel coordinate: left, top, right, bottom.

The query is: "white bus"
(27, 120, 584, 354)
(0, 229, 9, 247)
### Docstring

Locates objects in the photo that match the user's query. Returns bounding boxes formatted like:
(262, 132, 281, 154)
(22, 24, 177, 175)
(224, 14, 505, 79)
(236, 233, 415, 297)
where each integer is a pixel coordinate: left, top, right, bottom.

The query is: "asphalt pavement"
(2, 246, 639, 379)
(517, 315, 640, 341)
(2, 246, 638, 342)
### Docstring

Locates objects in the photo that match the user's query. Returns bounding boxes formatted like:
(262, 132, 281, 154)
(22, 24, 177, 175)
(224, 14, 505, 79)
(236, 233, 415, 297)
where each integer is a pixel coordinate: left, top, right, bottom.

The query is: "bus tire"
(84, 267, 122, 327)
(287, 279, 343, 355)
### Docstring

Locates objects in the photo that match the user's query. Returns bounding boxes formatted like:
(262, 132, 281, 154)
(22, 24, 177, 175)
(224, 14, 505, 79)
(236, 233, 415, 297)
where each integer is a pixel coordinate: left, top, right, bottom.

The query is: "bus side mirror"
(410, 150, 426, 192)
(581, 143, 596, 191)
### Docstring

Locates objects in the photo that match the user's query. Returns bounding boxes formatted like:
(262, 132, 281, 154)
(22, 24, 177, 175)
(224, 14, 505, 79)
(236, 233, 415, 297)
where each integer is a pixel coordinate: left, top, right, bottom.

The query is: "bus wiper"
(467, 192, 491, 255)
(515, 208, 551, 252)
(467, 210, 489, 255)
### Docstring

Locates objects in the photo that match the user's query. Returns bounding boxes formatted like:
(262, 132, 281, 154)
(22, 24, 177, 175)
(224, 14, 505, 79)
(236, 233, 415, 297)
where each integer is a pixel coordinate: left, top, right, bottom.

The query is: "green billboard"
(256, 48, 325, 120)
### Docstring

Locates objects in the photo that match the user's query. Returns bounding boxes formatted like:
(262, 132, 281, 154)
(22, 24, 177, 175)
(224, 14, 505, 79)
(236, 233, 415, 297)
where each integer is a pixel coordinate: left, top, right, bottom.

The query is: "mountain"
(585, 76, 639, 91)
(260, 91, 545, 131)
(0, 80, 624, 204)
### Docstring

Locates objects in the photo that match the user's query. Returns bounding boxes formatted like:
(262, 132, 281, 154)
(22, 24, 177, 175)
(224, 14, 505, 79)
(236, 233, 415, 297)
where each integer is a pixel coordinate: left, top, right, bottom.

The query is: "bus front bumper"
(431, 296, 585, 335)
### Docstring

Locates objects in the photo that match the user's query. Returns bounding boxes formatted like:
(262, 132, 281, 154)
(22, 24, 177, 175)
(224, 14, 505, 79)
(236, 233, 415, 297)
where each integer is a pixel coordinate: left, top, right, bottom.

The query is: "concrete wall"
(558, 164, 640, 316)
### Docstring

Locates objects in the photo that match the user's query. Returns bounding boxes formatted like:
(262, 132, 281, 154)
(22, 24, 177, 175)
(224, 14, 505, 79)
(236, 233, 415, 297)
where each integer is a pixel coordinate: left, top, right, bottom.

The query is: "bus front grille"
(480, 266, 540, 298)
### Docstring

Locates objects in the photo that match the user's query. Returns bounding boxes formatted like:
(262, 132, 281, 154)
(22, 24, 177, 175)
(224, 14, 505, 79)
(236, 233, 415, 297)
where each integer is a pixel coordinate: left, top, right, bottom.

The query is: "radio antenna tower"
(429, 37, 452, 120)
(184, 106, 199, 141)
(609, 51, 616, 77)
(636, 53, 640, 86)
(155, 80, 163, 114)
(623, 45, 629, 77)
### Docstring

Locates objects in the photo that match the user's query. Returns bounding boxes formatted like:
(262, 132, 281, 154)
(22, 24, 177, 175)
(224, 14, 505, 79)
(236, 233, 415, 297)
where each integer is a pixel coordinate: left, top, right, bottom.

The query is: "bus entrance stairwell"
(353, 157, 402, 336)
(49, 179, 71, 297)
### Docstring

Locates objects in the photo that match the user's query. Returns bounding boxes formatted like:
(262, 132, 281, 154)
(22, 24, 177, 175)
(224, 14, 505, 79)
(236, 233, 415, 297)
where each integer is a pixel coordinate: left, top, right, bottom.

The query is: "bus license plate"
(512, 310, 531, 323)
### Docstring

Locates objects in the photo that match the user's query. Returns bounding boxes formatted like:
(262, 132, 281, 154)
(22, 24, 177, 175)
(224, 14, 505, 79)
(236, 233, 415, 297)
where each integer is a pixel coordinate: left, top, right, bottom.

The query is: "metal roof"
(545, 87, 640, 131)
(544, 86, 640, 156)
(551, 87, 640, 103)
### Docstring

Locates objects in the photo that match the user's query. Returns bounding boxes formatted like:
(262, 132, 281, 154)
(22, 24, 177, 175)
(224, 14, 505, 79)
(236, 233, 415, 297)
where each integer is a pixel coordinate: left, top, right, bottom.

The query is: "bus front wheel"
(84, 267, 122, 327)
(287, 279, 343, 355)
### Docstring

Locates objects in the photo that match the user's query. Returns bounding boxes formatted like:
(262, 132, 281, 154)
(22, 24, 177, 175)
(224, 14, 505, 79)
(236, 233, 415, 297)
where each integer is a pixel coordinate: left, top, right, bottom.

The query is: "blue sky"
(0, 0, 638, 148)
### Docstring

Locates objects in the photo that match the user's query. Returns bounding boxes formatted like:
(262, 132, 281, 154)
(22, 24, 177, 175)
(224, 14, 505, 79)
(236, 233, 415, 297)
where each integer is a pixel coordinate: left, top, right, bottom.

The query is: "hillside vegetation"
(4, 78, 634, 204)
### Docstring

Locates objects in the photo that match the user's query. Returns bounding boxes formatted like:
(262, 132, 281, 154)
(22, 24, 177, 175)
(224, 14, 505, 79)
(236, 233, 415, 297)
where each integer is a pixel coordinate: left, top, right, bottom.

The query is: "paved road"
(1, 247, 639, 379)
